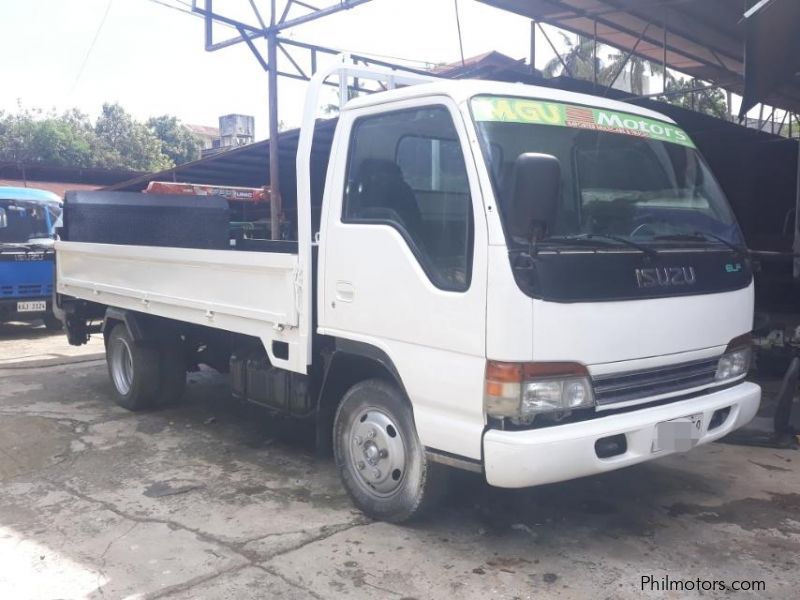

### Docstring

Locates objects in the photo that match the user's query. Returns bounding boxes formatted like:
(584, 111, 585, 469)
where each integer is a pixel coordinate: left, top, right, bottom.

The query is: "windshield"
(0, 199, 58, 244)
(471, 95, 742, 249)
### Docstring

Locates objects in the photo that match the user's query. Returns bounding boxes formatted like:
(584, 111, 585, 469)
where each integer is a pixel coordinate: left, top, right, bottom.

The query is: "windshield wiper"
(653, 232, 747, 257)
(548, 233, 659, 260)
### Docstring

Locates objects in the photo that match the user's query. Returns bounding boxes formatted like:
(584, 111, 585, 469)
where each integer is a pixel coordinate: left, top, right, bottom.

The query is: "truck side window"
(343, 106, 473, 291)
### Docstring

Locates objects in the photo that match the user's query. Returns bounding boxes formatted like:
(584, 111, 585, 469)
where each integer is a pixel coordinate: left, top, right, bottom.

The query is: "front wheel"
(333, 379, 448, 522)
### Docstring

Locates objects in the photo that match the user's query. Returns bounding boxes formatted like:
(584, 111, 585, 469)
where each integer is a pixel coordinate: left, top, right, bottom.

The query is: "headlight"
(715, 346, 751, 381)
(485, 361, 594, 424)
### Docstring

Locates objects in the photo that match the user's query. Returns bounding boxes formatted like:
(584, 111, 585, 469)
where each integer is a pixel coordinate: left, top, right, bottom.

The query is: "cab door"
(318, 98, 488, 460)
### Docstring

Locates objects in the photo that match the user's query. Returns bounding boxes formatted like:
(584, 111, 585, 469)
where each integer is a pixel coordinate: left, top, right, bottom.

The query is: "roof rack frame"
(295, 54, 437, 367)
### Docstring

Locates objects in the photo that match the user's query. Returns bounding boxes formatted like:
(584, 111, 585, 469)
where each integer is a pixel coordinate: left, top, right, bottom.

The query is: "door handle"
(334, 281, 355, 302)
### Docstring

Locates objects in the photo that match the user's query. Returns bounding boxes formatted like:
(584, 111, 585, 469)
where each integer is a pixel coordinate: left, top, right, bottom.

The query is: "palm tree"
(601, 53, 667, 96)
(543, 32, 602, 81)
(543, 31, 730, 120)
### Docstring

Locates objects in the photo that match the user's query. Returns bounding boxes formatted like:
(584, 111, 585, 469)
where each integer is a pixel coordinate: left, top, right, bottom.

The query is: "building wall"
(0, 179, 101, 197)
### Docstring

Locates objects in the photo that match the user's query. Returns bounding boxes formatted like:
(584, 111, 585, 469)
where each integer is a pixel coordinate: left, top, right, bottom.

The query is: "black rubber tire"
(156, 338, 187, 406)
(43, 313, 63, 331)
(333, 379, 448, 523)
(105, 324, 160, 411)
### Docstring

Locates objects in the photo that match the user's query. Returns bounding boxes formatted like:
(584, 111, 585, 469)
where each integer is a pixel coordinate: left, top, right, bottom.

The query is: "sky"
(0, 0, 565, 139)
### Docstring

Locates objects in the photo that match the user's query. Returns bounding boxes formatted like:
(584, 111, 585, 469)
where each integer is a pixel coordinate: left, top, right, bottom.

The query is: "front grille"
(17, 284, 43, 296)
(592, 356, 720, 406)
(0, 285, 12, 296)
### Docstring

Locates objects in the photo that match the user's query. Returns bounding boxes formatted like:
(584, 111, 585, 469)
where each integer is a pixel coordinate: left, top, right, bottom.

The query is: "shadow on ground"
(0, 319, 53, 340)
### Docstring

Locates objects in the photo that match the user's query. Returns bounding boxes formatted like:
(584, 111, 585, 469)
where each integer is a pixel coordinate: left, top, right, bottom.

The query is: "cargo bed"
(55, 191, 306, 373)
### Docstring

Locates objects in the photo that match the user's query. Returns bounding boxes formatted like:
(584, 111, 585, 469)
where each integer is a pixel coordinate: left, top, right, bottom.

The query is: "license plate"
(652, 413, 704, 453)
(17, 301, 46, 313)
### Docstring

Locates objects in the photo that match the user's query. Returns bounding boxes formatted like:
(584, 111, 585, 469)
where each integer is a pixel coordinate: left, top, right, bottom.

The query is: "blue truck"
(0, 186, 63, 330)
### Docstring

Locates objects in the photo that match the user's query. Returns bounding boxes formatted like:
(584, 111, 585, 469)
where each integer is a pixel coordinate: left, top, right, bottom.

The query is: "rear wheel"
(106, 323, 159, 411)
(333, 379, 448, 522)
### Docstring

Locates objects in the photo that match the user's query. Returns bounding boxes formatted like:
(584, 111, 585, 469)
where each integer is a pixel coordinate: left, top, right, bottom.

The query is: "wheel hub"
(110, 337, 134, 396)
(349, 409, 406, 496)
(364, 441, 380, 464)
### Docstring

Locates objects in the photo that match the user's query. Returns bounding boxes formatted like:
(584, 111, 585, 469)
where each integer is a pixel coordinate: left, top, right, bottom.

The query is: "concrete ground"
(0, 325, 799, 599)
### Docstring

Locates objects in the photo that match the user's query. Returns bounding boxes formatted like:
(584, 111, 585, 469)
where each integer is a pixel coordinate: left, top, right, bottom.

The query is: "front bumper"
(483, 381, 760, 488)
(0, 296, 52, 320)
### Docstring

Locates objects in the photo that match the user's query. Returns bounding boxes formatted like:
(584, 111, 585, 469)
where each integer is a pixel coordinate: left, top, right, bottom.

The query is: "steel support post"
(267, 15, 282, 240)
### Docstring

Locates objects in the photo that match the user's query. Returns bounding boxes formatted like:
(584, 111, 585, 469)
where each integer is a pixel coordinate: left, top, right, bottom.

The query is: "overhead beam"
(273, 0, 372, 31)
(604, 21, 652, 95)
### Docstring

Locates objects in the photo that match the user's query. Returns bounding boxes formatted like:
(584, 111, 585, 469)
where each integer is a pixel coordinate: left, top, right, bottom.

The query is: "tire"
(43, 313, 63, 331)
(156, 338, 187, 405)
(105, 323, 160, 411)
(333, 379, 448, 522)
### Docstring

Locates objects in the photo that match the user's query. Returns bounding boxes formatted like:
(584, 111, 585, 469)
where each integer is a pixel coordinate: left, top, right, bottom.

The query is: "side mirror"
(508, 153, 561, 242)
(0, 207, 6, 228)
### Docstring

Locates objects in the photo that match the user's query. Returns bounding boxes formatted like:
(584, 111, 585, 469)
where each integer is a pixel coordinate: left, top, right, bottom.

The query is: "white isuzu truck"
(55, 59, 760, 522)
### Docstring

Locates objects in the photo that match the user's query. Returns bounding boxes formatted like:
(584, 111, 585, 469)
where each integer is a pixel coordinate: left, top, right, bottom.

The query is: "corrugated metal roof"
(479, 0, 800, 115)
(0, 162, 147, 198)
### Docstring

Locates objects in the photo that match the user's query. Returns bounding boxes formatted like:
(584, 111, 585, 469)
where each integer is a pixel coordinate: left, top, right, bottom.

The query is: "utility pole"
(193, 0, 373, 240)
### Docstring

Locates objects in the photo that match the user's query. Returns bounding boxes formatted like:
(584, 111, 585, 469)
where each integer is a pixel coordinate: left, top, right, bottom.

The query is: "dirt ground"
(0, 323, 799, 599)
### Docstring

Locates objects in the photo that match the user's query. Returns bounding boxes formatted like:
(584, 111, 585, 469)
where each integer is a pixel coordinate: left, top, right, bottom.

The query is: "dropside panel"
(56, 240, 306, 373)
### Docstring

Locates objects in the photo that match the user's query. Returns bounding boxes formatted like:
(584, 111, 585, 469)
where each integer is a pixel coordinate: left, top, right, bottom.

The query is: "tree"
(94, 103, 172, 171)
(601, 53, 666, 96)
(543, 32, 601, 80)
(147, 115, 202, 166)
(791, 116, 800, 138)
(540, 31, 729, 121)
(0, 105, 95, 168)
(541, 33, 662, 96)
(0, 103, 211, 171)
(660, 77, 728, 119)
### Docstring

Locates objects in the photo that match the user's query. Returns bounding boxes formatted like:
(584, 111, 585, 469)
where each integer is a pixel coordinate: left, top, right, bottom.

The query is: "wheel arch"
(102, 307, 146, 346)
(102, 308, 176, 346)
(315, 338, 410, 456)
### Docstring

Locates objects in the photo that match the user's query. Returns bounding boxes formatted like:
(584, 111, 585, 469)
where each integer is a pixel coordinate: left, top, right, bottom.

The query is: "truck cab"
(0, 187, 62, 329)
(318, 80, 758, 491)
(56, 62, 760, 522)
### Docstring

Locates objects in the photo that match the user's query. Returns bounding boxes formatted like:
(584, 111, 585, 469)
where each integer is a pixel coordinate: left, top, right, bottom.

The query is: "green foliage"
(543, 33, 601, 81)
(791, 117, 800, 138)
(660, 78, 729, 119)
(0, 105, 94, 167)
(93, 103, 171, 171)
(601, 54, 666, 96)
(146, 115, 202, 166)
(0, 102, 204, 171)
(542, 31, 728, 118)
(542, 33, 660, 95)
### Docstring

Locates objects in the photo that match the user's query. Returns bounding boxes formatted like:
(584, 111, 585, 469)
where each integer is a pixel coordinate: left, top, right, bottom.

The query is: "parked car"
(0, 186, 63, 330)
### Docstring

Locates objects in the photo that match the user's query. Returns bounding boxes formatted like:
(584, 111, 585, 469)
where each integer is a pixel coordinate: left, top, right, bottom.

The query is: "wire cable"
(145, 0, 208, 19)
(453, 0, 465, 67)
(71, 0, 115, 93)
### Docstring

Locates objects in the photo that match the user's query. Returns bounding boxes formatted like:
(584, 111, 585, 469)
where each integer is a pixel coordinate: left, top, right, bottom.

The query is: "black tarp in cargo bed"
(62, 191, 230, 250)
